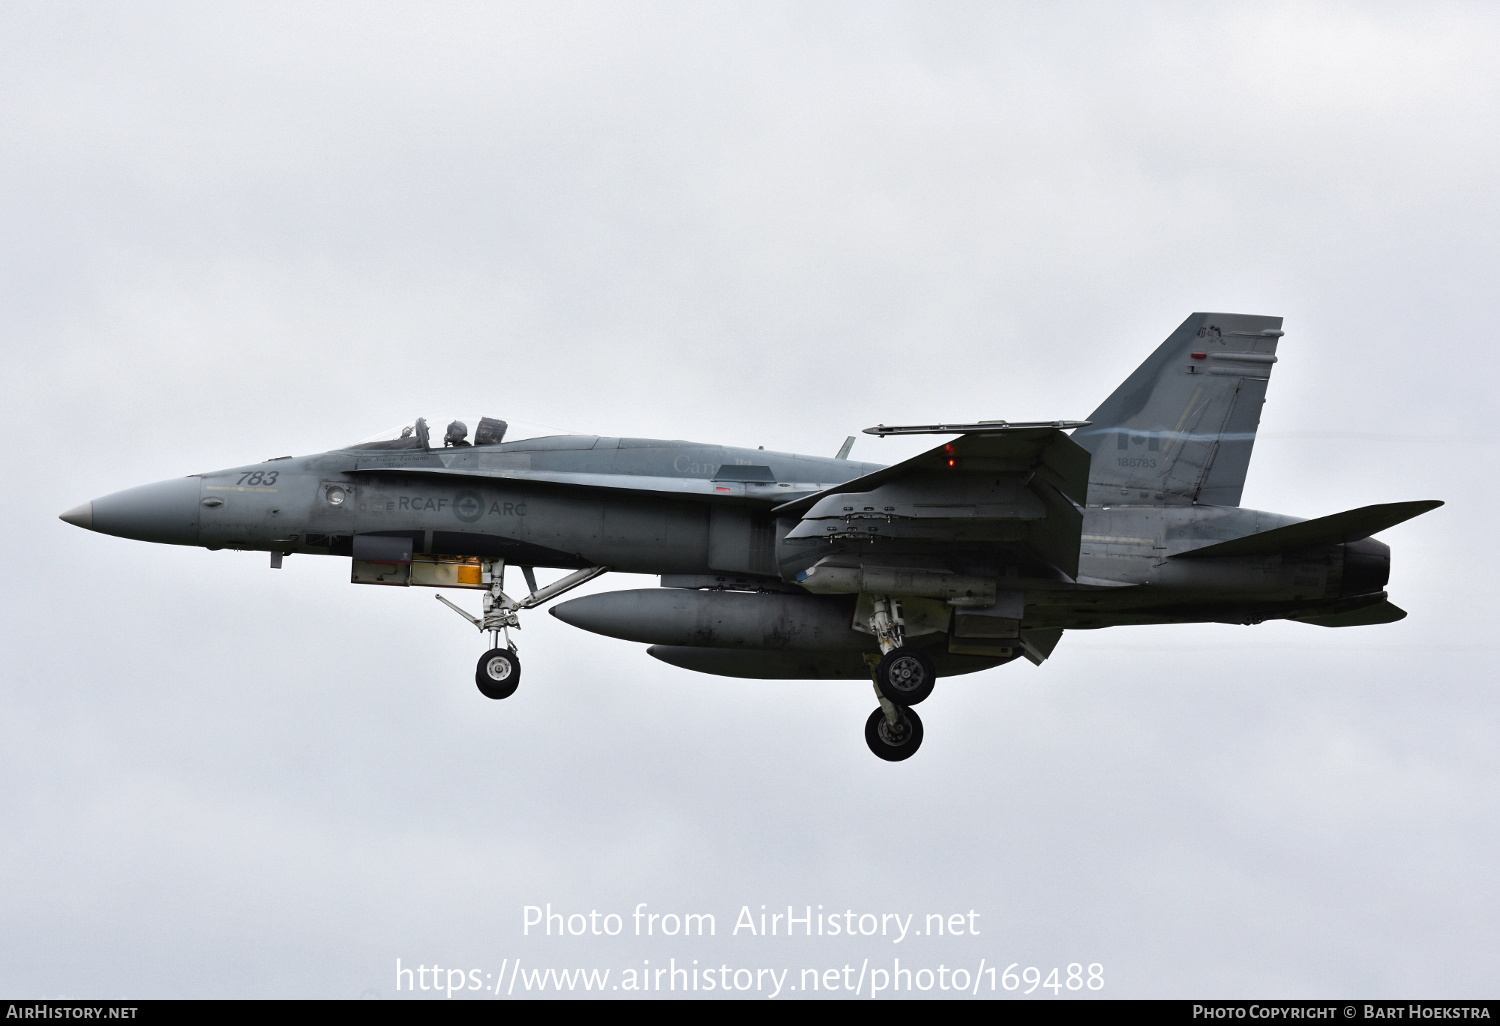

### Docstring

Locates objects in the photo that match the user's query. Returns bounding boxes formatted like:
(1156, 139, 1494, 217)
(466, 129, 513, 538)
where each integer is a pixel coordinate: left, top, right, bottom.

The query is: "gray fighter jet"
(60, 314, 1440, 760)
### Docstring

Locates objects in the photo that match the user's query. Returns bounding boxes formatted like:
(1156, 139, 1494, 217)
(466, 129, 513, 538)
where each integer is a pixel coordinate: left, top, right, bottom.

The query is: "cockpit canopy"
(349, 416, 508, 451)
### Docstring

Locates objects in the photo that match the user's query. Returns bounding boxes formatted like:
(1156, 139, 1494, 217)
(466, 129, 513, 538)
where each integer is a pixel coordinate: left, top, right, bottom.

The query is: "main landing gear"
(437, 560, 608, 700)
(862, 595, 938, 761)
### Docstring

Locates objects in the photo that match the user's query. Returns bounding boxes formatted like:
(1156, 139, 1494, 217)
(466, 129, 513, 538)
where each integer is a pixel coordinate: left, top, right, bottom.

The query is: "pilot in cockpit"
(348, 415, 504, 451)
(444, 420, 472, 447)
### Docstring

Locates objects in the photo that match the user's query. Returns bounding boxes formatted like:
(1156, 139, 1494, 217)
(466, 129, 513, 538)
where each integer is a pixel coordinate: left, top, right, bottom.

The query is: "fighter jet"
(60, 313, 1440, 760)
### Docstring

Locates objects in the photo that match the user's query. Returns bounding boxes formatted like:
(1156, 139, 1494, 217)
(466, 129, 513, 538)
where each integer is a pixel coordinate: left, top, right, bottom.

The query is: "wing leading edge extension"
(344, 464, 820, 505)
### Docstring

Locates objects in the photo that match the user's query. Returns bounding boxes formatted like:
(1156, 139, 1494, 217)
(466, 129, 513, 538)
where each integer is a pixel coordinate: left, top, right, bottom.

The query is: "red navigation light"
(947, 458, 956, 467)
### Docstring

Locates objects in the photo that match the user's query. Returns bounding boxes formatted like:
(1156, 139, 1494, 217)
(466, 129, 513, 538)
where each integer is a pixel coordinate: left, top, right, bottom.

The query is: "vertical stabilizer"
(1072, 313, 1282, 507)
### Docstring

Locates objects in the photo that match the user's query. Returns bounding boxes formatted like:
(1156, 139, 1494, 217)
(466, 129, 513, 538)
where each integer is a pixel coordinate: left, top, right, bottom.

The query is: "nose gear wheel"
(476, 647, 520, 700)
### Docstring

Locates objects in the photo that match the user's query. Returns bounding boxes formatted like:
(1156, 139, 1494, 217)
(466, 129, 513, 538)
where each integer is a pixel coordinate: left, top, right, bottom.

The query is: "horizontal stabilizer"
(1292, 600, 1407, 628)
(1173, 500, 1443, 559)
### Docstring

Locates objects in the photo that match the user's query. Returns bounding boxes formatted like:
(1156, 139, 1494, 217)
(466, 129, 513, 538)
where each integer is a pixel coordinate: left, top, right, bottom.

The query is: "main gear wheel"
(874, 647, 937, 705)
(864, 705, 924, 761)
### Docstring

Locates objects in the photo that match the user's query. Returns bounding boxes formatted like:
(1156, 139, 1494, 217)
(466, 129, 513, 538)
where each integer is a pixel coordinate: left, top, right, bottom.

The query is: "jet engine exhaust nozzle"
(1340, 537, 1391, 597)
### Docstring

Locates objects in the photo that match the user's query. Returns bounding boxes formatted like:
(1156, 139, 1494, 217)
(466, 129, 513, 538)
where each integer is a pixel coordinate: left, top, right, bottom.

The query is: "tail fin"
(1072, 312, 1283, 507)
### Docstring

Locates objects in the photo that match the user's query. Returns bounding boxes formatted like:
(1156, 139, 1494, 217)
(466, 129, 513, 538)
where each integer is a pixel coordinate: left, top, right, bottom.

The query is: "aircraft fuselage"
(71, 436, 1388, 633)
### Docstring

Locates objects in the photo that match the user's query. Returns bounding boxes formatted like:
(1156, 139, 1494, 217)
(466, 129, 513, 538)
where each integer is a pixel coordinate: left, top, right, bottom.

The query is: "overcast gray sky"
(3, 1, 1497, 999)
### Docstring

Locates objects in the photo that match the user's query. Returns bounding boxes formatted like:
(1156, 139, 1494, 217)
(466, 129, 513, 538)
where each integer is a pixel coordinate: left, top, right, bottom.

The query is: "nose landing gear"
(437, 560, 608, 700)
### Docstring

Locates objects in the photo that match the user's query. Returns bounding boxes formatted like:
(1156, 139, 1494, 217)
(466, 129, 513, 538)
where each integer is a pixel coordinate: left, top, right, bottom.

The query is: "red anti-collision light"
(1191, 352, 1207, 359)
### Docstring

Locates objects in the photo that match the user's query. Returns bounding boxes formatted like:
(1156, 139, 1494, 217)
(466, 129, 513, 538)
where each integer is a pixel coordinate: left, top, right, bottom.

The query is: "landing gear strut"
(437, 560, 608, 700)
(861, 594, 937, 760)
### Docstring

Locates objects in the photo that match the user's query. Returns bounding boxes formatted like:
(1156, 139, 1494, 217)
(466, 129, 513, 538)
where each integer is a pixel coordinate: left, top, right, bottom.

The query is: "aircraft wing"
(774, 427, 1091, 579)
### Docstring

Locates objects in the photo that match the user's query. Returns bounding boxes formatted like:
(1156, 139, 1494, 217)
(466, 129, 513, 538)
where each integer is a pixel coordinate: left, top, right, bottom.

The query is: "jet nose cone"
(85, 477, 201, 546)
(59, 502, 94, 529)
